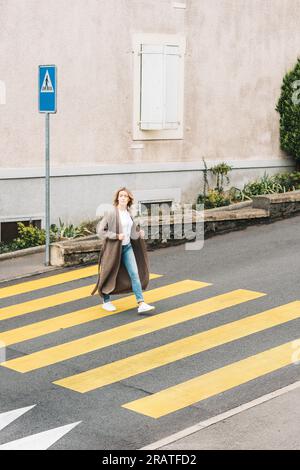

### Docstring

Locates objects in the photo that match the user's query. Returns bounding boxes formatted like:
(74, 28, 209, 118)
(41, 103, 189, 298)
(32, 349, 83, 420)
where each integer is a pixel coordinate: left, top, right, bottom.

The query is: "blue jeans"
(103, 242, 144, 303)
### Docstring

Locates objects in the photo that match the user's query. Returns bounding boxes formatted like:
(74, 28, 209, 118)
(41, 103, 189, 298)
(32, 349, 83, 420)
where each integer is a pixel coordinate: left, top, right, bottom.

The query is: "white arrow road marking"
(0, 421, 81, 450)
(0, 405, 36, 431)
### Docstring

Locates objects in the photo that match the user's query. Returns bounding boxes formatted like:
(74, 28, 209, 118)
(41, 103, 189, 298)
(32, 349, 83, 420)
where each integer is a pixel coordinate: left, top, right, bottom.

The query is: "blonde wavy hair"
(113, 187, 134, 209)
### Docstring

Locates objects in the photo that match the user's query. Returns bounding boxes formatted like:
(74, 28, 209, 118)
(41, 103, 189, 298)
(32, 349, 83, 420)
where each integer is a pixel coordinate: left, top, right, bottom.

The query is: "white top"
(118, 208, 133, 245)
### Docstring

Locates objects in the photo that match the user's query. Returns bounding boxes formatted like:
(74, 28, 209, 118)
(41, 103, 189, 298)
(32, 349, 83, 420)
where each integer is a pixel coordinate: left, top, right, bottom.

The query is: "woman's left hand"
(140, 229, 145, 238)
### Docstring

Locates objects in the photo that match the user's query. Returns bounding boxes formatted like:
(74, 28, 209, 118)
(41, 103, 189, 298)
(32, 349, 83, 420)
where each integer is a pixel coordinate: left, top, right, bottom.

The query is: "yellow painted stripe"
(0, 273, 162, 321)
(0, 289, 264, 373)
(54, 301, 300, 393)
(0, 265, 99, 300)
(0, 280, 208, 346)
(123, 338, 299, 418)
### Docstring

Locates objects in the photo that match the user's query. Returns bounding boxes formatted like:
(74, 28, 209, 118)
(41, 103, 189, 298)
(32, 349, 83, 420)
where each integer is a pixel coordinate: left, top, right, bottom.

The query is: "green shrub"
(197, 159, 233, 208)
(0, 223, 54, 253)
(77, 219, 99, 236)
(197, 189, 231, 209)
(227, 186, 251, 202)
(0, 240, 20, 254)
(228, 171, 300, 201)
(241, 173, 284, 198)
(0, 218, 99, 255)
(14, 223, 47, 249)
(50, 218, 87, 239)
(273, 171, 300, 191)
(210, 162, 233, 193)
(276, 57, 300, 163)
(197, 163, 300, 207)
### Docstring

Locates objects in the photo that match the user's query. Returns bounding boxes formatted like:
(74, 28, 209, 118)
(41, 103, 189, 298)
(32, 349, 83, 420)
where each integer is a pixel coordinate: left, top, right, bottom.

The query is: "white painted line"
(0, 421, 82, 450)
(140, 380, 300, 450)
(0, 405, 36, 431)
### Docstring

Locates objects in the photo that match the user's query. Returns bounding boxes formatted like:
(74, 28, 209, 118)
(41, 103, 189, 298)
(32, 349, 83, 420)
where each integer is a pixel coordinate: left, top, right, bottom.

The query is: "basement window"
(0, 220, 41, 243)
(138, 200, 173, 217)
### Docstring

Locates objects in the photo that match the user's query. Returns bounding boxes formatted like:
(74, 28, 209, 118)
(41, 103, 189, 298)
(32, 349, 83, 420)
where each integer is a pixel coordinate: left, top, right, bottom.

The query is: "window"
(0, 220, 41, 243)
(132, 34, 185, 140)
(138, 200, 173, 216)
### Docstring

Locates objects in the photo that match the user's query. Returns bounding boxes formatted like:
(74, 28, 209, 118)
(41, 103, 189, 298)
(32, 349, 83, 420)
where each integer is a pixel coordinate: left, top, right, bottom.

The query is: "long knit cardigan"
(91, 207, 150, 298)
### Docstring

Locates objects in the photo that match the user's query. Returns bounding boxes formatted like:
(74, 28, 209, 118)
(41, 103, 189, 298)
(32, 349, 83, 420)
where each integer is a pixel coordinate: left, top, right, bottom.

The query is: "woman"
(91, 187, 155, 314)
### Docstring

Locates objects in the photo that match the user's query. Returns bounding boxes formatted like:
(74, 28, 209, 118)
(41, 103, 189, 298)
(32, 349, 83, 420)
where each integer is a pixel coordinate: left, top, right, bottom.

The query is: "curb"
(0, 234, 98, 261)
(140, 380, 300, 450)
(0, 245, 45, 261)
(0, 265, 65, 284)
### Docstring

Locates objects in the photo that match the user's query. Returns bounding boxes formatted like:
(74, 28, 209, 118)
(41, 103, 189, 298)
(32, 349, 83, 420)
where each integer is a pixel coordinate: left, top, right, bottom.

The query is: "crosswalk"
(0, 264, 299, 425)
(123, 339, 299, 418)
(54, 302, 300, 393)
(0, 272, 162, 321)
(0, 266, 99, 300)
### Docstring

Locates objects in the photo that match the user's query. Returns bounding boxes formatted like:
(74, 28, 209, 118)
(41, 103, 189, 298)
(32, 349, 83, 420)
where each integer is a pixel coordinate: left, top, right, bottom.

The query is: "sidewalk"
(0, 251, 59, 283)
(143, 382, 300, 450)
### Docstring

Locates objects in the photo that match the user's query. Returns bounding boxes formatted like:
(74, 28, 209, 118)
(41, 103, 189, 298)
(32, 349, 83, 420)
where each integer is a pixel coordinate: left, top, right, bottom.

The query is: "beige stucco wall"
(185, 0, 300, 163)
(0, 0, 299, 171)
(0, 0, 185, 168)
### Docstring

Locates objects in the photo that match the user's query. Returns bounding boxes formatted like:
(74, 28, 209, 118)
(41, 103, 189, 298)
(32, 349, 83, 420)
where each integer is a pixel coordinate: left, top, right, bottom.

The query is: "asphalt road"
(0, 215, 299, 450)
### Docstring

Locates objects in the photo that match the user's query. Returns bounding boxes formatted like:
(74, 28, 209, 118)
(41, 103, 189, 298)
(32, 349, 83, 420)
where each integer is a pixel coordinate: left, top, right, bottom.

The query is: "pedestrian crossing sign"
(39, 65, 57, 113)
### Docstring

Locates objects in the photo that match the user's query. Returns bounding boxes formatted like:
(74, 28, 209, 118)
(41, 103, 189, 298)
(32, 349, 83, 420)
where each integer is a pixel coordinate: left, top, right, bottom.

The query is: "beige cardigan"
(97, 207, 141, 241)
(91, 207, 149, 298)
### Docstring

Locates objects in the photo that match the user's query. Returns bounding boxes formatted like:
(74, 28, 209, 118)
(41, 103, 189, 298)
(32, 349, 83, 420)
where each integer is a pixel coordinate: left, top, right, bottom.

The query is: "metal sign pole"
(45, 112, 50, 266)
(39, 65, 56, 266)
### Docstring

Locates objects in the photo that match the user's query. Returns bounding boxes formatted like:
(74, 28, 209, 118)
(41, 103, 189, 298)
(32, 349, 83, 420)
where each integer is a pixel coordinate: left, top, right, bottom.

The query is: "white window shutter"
(140, 44, 180, 130)
(140, 44, 164, 130)
(165, 45, 179, 129)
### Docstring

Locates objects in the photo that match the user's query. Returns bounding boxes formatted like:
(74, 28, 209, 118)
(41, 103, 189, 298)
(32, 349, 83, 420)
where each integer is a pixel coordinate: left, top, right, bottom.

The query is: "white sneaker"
(102, 301, 117, 312)
(138, 302, 155, 313)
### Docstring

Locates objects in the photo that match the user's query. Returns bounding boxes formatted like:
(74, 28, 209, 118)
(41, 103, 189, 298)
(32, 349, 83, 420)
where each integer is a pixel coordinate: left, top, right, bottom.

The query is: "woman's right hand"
(118, 233, 125, 240)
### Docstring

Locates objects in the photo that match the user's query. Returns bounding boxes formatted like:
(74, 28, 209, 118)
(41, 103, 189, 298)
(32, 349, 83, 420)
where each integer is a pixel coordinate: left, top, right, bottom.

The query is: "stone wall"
(49, 191, 300, 266)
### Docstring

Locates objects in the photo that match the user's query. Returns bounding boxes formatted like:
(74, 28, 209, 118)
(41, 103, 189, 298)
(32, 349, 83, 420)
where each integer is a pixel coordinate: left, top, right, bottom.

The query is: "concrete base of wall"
(2, 191, 299, 267)
(0, 162, 295, 229)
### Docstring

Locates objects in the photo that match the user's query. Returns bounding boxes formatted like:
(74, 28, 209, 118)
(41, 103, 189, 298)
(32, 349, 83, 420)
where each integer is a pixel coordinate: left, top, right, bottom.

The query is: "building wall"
(185, 0, 300, 162)
(0, 0, 298, 227)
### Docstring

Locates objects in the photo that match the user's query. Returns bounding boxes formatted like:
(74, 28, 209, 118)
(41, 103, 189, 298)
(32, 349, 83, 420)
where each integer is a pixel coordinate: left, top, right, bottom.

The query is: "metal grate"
(138, 200, 173, 217)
